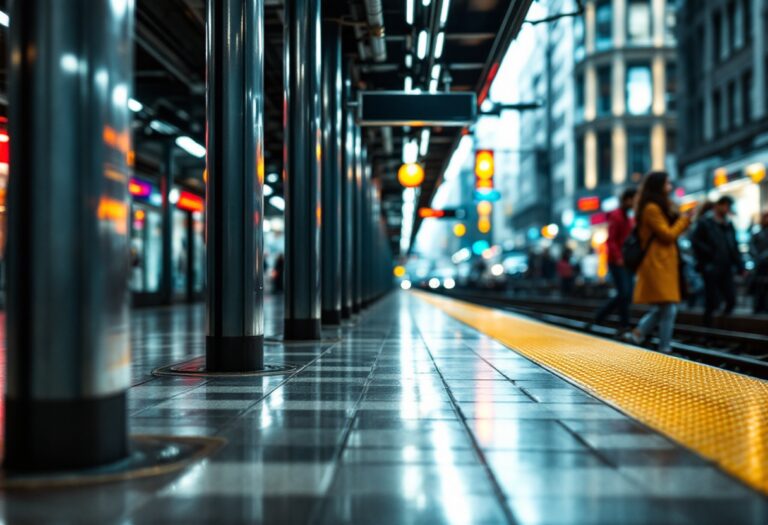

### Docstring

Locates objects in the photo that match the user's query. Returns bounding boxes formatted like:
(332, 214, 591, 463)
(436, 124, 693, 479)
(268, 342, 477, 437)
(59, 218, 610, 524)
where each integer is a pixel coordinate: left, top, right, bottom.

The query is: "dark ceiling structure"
(127, 0, 532, 254)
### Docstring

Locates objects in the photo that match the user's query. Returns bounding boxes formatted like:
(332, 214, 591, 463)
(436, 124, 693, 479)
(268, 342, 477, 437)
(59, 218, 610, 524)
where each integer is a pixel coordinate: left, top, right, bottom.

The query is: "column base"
(322, 309, 342, 325)
(341, 306, 352, 319)
(206, 335, 265, 372)
(352, 303, 361, 313)
(284, 318, 322, 341)
(4, 392, 128, 472)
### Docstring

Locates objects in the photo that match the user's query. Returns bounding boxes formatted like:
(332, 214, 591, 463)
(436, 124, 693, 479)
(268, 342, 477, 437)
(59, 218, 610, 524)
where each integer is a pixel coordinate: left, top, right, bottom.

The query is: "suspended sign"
(358, 92, 477, 127)
(177, 191, 204, 213)
(418, 207, 465, 219)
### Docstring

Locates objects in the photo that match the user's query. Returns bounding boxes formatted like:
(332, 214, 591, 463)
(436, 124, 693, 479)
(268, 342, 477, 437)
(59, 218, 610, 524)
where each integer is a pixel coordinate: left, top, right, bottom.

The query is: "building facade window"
(575, 72, 585, 121)
(742, 70, 752, 123)
(627, 0, 652, 44)
(728, 80, 738, 128)
(627, 128, 651, 179)
(597, 131, 612, 185)
(576, 135, 585, 188)
(713, 89, 722, 136)
(574, 15, 585, 61)
(626, 64, 653, 115)
(665, 3, 677, 44)
(597, 66, 612, 115)
(733, 0, 744, 49)
(712, 10, 722, 63)
(595, 0, 613, 50)
(666, 62, 677, 113)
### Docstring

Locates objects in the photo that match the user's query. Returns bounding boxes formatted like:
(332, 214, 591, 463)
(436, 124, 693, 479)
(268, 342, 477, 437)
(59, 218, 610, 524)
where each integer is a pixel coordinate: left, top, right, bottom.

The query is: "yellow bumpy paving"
(416, 291, 768, 495)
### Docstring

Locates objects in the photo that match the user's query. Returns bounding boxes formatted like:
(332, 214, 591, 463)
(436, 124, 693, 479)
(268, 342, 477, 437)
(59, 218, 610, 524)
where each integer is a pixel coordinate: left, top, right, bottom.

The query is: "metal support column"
(160, 142, 174, 305)
(320, 19, 342, 325)
(353, 125, 363, 312)
(361, 148, 371, 307)
(5, 0, 134, 470)
(205, 0, 265, 371)
(341, 71, 354, 319)
(284, 0, 322, 339)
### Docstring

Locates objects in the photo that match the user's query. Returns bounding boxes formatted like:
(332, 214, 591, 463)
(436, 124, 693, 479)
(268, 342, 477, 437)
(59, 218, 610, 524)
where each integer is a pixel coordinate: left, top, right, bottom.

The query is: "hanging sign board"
(358, 92, 477, 127)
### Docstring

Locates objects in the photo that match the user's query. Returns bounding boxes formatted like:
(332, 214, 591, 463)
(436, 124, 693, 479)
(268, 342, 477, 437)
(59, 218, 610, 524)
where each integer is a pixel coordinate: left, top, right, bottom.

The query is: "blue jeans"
(595, 264, 634, 327)
(636, 303, 678, 352)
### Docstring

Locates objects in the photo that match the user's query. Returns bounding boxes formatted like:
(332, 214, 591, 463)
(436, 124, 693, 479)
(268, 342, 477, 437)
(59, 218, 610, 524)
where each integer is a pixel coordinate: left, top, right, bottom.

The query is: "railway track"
(431, 288, 768, 380)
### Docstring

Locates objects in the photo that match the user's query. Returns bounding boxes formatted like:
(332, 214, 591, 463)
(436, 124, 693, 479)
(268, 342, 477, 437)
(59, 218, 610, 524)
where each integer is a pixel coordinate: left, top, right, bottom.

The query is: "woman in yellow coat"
(627, 172, 692, 353)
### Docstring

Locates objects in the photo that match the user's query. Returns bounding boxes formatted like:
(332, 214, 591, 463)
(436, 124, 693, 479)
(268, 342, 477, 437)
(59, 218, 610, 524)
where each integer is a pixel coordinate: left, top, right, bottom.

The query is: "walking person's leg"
(616, 267, 632, 328)
(703, 273, 719, 326)
(720, 272, 736, 317)
(631, 305, 660, 344)
(595, 264, 621, 324)
(656, 303, 678, 353)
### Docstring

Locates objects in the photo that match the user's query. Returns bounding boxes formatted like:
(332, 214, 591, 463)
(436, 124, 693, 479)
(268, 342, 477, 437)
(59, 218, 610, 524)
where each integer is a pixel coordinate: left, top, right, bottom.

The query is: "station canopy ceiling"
(128, 0, 532, 252)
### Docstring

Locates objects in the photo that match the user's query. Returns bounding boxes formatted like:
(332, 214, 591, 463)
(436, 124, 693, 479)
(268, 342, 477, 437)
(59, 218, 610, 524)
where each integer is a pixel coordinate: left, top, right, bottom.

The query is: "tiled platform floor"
(2, 292, 767, 524)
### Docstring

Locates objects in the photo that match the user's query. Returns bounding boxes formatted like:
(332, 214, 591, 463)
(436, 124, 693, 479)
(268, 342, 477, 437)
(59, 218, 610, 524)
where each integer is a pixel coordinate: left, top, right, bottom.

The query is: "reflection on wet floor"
(1, 293, 766, 524)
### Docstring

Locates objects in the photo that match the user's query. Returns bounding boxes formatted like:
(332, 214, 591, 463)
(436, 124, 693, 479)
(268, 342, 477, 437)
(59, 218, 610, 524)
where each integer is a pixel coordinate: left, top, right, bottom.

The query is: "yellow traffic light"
(475, 150, 494, 180)
(393, 265, 406, 277)
(453, 223, 467, 237)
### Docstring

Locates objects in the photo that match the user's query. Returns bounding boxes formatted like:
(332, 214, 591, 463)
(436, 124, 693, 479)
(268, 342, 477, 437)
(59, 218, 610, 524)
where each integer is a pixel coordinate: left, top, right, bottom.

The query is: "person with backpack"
(690, 195, 744, 326)
(750, 210, 768, 313)
(625, 172, 693, 353)
(592, 188, 637, 331)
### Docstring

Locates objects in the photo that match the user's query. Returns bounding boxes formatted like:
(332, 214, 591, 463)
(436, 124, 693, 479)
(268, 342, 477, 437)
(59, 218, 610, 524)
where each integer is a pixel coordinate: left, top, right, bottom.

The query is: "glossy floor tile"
(1, 292, 766, 524)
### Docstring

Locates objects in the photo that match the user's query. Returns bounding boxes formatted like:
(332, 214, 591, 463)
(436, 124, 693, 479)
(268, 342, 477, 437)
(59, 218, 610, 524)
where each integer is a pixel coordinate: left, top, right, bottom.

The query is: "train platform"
(3, 292, 768, 524)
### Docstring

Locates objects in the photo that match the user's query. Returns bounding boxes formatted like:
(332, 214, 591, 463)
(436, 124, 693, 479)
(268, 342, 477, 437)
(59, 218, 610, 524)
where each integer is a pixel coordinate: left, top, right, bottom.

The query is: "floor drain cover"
(0, 435, 224, 490)
(153, 356, 296, 377)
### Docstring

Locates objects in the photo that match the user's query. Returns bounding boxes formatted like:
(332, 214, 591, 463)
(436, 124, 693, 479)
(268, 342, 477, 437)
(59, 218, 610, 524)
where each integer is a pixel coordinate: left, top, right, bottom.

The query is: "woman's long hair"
(635, 171, 677, 224)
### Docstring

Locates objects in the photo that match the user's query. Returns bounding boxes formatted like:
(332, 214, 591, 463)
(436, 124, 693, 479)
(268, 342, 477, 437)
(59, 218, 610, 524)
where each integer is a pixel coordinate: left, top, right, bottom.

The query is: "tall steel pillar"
(360, 148, 370, 307)
(205, 0, 265, 371)
(320, 19, 342, 325)
(353, 125, 363, 312)
(284, 0, 322, 339)
(5, 0, 133, 470)
(160, 142, 175, 305)
(340, 71, 354, 319)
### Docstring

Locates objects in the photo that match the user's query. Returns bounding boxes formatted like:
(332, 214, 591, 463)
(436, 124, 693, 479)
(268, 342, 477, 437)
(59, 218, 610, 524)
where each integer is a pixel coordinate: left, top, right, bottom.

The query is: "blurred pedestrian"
(626, 172, 692, 353)
(557, 248, 576, 296)
(272, 253, 285, 293)
(593, 188, 637, 331)
(750, 210, 768, 313)
(691, 196, 744, 326)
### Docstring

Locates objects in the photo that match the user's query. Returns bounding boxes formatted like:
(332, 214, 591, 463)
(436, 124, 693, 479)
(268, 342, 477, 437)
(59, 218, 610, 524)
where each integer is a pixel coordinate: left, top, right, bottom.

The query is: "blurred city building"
(677, 0, 768, 237)
(495, 0, 677, 278)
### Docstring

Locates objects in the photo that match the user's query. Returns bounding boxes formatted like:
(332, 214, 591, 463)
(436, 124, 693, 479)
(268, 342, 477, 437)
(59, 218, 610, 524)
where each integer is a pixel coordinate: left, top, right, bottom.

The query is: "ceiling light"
(128, 98, 143, 112)
(149, 120, 177, 135)
(439, 0, 451, 26)
(0, 11, 9, 27)
(267, 172, 280, 183)
(406, 0, 414, 25)
(175, 136, 206, 158)
(431, 64, 441, 80)
(417, 31, 429, 59)
(264, 184, 274, 197)
(434, 32, 445, 58)
(422, 0, 431, 5)
(429, 79, 438, 92)
(419, 129, 430, 156)
(404, 76, 413, 92)
(269, 196, 285, 211)
(405, 54, 413, 68)
(402, 139, 419, 164)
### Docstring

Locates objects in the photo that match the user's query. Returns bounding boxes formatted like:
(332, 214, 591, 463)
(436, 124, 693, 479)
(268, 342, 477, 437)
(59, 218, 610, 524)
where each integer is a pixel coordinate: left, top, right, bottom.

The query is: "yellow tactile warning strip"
(415, 291, 768, 495)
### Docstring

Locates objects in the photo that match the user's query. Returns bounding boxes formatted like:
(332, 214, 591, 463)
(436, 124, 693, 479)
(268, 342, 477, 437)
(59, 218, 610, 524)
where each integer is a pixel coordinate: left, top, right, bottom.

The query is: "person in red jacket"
(592, 188, 637, 330)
